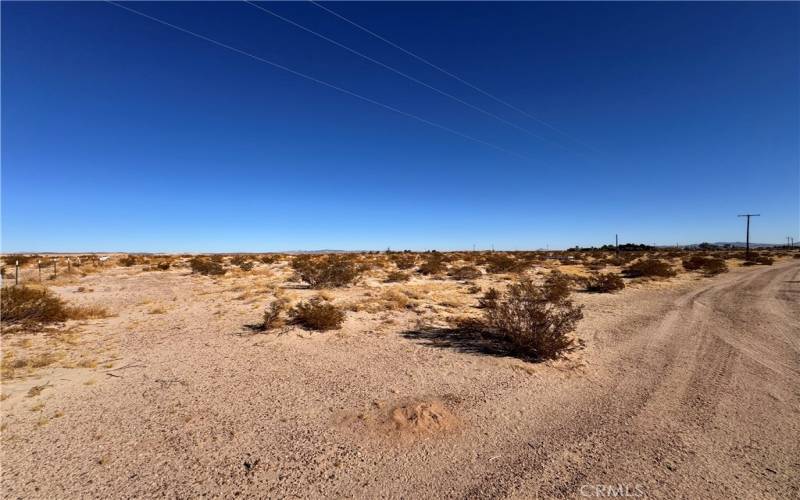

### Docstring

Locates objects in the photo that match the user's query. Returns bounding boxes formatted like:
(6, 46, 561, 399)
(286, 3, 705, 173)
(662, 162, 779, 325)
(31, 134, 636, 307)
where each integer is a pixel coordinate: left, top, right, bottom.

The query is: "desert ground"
(1, 251, 798, 498)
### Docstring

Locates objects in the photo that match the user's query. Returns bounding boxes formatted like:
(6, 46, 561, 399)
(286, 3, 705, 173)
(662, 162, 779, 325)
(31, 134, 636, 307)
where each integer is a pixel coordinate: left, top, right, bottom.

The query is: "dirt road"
(2, 261, 798, 498)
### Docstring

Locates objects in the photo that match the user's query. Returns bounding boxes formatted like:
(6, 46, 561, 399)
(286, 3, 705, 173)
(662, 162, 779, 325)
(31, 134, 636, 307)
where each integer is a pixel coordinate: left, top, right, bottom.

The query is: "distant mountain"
(708, 242, 782, 248)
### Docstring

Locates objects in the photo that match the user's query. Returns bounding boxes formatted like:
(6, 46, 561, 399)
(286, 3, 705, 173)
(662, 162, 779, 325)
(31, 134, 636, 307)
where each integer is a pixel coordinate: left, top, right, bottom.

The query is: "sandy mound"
(388, 400, 457, 434)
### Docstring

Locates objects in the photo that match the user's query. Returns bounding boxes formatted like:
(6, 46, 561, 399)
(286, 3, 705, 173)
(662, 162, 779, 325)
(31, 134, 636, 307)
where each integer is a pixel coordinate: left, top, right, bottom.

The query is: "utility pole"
(737, 214, 760, 258)
(615, 234, 619, 256)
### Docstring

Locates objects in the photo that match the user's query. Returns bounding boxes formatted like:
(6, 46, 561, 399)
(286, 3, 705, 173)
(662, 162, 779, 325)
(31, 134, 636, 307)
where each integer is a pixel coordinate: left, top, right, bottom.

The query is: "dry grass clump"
(623, 259, 676, 278)
(190, 257, 226, 276)
(289, 297, 345, 331)
(449, 266, 482, 280)
(585, 272, 625, 293)
(292, 255, 361, 288)
(119, 255, 140, 267)
(482, 278, 583, 359)
(259, 254, 282, 265)
(3, 254, 36, 266)
(350, 289, 412, 313)
(682, 255, 728, 276)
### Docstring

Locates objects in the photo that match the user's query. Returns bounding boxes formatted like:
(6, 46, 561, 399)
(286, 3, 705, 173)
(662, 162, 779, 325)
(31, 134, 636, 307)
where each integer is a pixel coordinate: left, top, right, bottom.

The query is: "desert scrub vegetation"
(289, 296, 345, 331)
(391, 254, 417, 270)
(682, 255, 728, 276)
(1, 286, 108, 330)
(190, 256, 226, 276)
(449, 265, 482, 281)
(744, 254, 774, 266)
(385, 271, 411, 283)
(253, 297, 291, 331)
(483, 253, 527, 274)
(623, 258, 677, 278)
(482, 278, 584, 359)
(585, 272, 625, 293)
(418, 254, 448, 275)
(291, 254, 361, 288)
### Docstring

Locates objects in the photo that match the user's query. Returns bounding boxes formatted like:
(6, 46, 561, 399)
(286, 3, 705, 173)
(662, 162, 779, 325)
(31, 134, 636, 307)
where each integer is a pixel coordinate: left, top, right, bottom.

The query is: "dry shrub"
(255, 298, 291, 331)
(3, 254, 35, 266)
(747, 255, 774, 266)
(682, 255, 728, 276)
(418, 255, 447, 275)
(478, 287, 501, 309)
(156, 261, 171, 271)
(289, 297, 345, 331)
(385, 271, 411, 283)
(793, 253, 800, 259)
(623, 259, 676, 278)
(230, 255, 248, 266)
(391, 254, 417, 270)
(585, 272, 625, 293)
(2, 286, 68, 326)
(292, 255, 361, 288)
(543, 271, 573, 301)
(239, 261, 255, 272)
(190, 257, 226, 276)
(483, 278, 583, 359)
(259, 254, 281, 265)
(449, 266, 482, 280)
(483, 253, 526, 273)
(1, 286, 108, 329)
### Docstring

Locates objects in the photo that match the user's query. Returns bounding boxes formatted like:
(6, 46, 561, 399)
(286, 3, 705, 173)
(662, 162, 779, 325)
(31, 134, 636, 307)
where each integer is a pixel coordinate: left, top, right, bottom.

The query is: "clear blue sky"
(2, 2, 798, 252)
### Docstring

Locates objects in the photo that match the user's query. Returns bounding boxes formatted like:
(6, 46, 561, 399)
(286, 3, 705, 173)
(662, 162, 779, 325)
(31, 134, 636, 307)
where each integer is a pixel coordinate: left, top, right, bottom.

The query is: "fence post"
(38, 259, 42, 282)
(15, 260, 19, 286)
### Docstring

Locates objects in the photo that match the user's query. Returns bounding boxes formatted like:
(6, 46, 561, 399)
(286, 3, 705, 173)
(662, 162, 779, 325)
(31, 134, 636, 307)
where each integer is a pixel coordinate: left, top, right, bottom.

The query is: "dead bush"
(254, 298, 290, 331)
(1, 286, 108, 329)
(156, 261, 171, 271)
(585, 272, 625, 293)
(190, 257, 226, 276)
(483, 278, 583, 359)
(483, 253, 527, 273)
(623, 259, 676, 278)
(2, 255, 35, 266)
(291, 255, 360, 288)
(260, 254, 281, 265)
(391, 254, 417, 270)
(2, 286, 68, 326)
(683, 255, 727, 276)
(747, 255, 774, 266)
(449, 266, 482, 280)
(385, 271, 411, 283)
(543, 271, 573, 301)
(478, 287, 501, 309)
(418, 255, 447, 275)
(239, 261, 255, 272)
(119, 255, 139, 267)
(289, 297, 345, 331)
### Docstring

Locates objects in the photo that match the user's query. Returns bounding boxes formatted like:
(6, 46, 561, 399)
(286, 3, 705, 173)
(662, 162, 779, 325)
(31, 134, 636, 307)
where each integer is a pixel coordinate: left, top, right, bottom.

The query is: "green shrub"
(190, 257, 226, 276)
(585, 273, 625, 293)
(483, 278, 583, 359)
(289, 297, 345, 331)
(291, 255, 361, 288)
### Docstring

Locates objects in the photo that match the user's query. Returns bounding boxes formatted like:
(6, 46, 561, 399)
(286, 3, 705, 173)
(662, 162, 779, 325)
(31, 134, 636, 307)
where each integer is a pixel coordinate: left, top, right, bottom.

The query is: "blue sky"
(2, 1, 798, 252)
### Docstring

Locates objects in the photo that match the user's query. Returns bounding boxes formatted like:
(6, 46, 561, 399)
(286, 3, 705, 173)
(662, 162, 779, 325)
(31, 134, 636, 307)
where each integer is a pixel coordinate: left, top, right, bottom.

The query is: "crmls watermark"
(580, 484, 646, 497)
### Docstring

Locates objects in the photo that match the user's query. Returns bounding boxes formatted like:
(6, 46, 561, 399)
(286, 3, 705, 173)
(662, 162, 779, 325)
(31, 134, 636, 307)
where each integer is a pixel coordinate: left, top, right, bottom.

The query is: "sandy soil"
(1, 260, 798, 498)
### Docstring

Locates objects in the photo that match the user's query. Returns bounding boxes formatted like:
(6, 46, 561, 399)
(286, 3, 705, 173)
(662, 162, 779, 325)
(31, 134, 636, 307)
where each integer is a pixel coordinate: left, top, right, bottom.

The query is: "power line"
(106, 1, 527, 159)
(737, 213, 760, 258)
(246, 1, 560, 149)
(310, 0, 598, 154)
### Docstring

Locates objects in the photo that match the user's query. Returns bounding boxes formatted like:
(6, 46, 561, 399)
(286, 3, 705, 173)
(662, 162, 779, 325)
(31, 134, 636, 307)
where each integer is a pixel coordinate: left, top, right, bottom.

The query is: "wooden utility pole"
(737, 214, 760, 258)
(615, 234, 619, 256)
